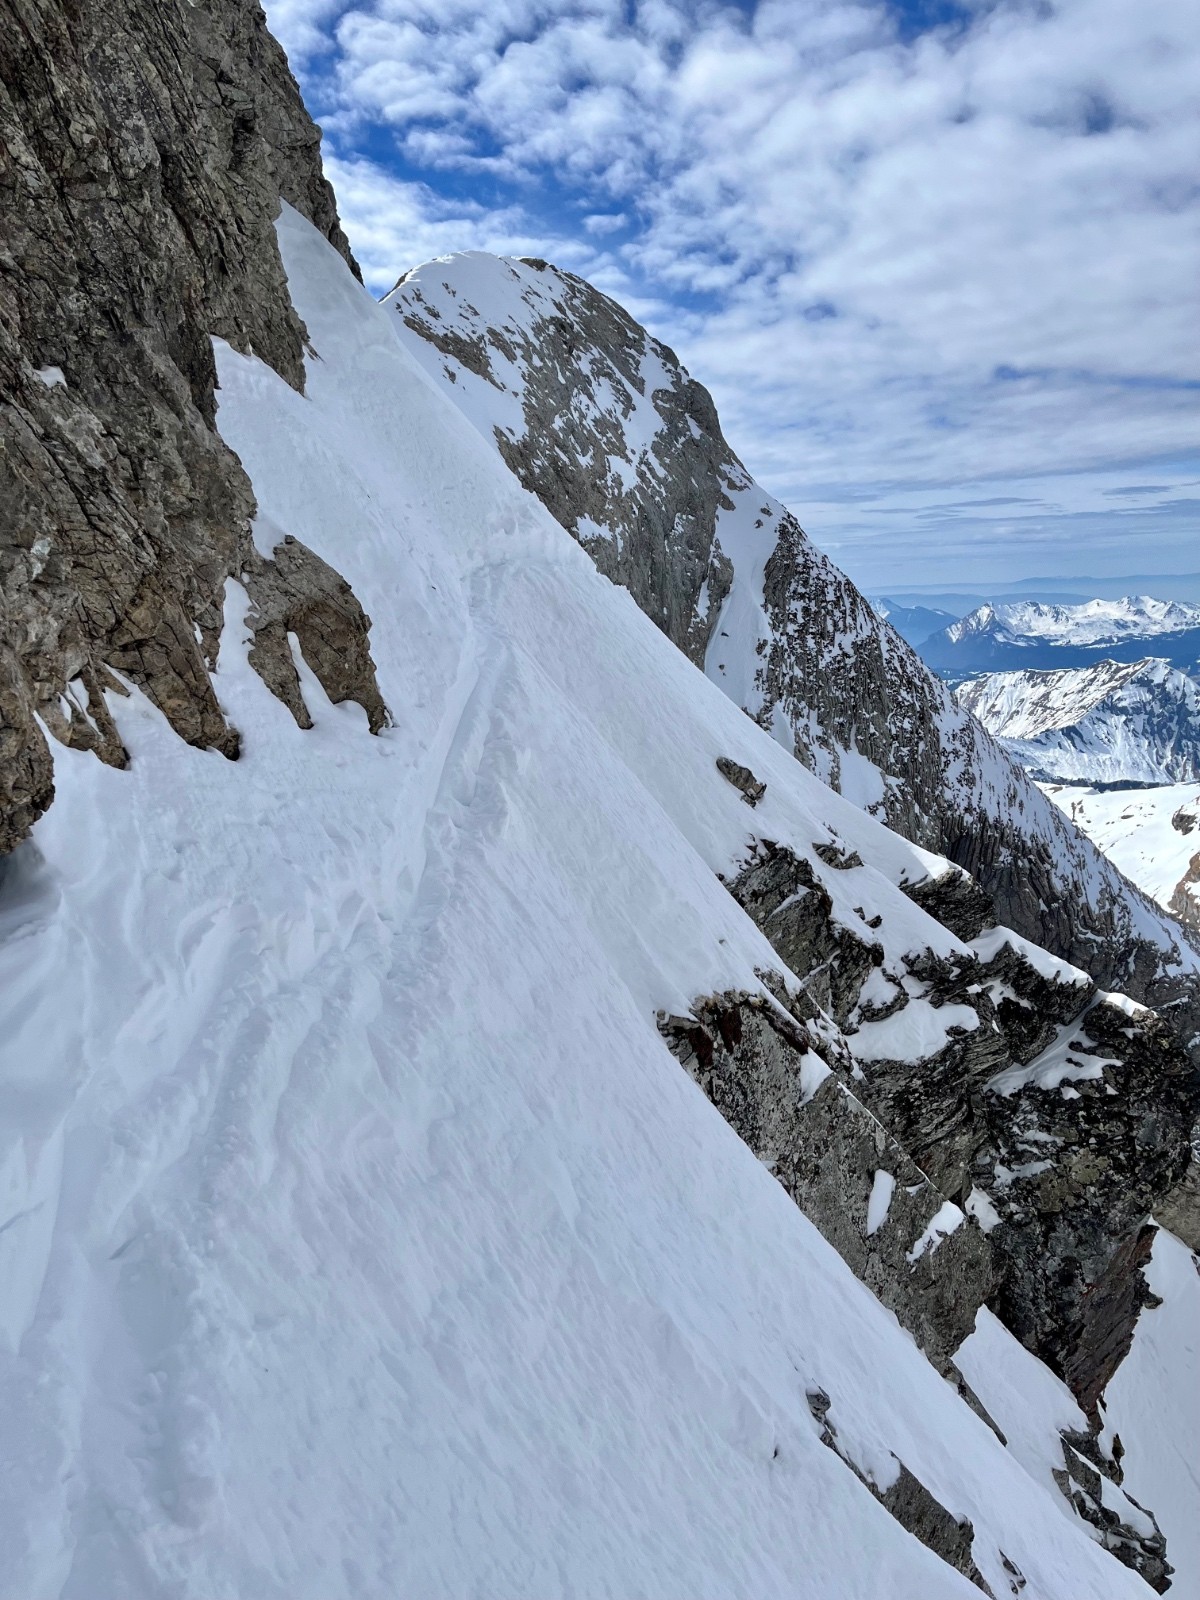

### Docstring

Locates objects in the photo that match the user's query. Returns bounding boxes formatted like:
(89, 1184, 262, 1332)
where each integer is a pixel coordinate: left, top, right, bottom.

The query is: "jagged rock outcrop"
(0, 0, 385, 852)
(1169, 852, 1200, 932)
(981, 1004, 1198, 1417)
(806, 1386, 995, 1594)
(1055, 1427, 1171, 1592)
(388, 255, 737, 668)
(715, 755, 766, 806)
(386, 255, 1200, 1048)
(659, 990, 996, 1374)
(672, 836, 1200, 1426)
(660, 828, 1196, 1585)
(1158, 1122, 1200, 1250)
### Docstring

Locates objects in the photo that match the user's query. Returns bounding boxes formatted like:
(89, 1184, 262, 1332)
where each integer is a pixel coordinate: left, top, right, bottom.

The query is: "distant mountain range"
(874, 572, 1200, 616)
(959, 658, 1200, 786)
(871, 597, 956, 646)
(922, 596, 1200, 675)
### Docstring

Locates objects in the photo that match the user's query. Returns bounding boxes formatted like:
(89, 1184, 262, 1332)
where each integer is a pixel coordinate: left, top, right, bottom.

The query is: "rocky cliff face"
(386, 256, 1200, 1048)
(656, 805, 1194, 1590)
(388, 253, 739, 669)
(0, 0, 387, 854)
(672, 820, 1199, 1410)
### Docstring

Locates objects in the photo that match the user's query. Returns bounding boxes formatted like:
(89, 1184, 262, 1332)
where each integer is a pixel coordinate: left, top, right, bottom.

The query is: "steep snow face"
(925, 598, 1200, 675)
(1044, 782, 1200, 930)
(959, 659, 1200, 785)
(0, 206, 1169, 1600)
(1105, 1229, 1200, 1592)
(384, 250, 1200, 1034)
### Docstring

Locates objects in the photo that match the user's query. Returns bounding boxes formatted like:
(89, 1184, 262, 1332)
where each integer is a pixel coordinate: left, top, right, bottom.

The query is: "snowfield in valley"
(1043, 781, 1200, 929)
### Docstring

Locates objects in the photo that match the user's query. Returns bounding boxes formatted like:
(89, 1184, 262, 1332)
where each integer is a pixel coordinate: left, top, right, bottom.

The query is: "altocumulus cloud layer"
(265, 0, 1199, 588)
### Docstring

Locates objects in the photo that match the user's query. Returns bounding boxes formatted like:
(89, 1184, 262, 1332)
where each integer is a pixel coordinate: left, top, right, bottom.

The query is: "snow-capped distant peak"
(946, 596, 1200, 649)
(959, 658, 1200, 785)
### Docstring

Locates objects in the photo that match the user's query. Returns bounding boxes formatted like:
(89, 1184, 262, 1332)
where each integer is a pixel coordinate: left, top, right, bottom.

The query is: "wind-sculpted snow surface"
(386, 254, 1200, 1041)
(0, 207, 1179, 1600)
(959, 659, 1200, 786)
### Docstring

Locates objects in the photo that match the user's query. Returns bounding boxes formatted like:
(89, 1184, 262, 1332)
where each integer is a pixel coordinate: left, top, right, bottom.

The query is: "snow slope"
(0, 207, 1160, 1599)
(1106, 1229, 1200, 1593)
(1043, 781, 1200, 929)
(383, 252, 1200, 1033)
(959, 658, 1200, 785)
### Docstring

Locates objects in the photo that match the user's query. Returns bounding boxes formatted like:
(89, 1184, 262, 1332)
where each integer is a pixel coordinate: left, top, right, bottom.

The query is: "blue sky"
(265, 0, 1199, 593)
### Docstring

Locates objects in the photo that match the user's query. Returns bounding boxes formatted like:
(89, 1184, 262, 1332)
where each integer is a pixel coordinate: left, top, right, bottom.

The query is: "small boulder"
(716, 756, 766, 806)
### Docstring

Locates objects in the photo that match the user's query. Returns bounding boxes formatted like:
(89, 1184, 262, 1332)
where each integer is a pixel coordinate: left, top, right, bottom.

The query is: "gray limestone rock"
(242, 535, 390, 735)
(725, 839, 884, 1030)
(1169, 850, 1200, 932)
(387, 260, 740, 670)
(718, 838, 1200, 1420)
(1054, 1426, 1172, 1591)
(806, 1387, 995, 1595)
(1157, 1121, 1200, 1250)
(0, 0, 385, 852)
(714, 756, 766, 806)
(659, 989, 996, 1375)
(902, 864, 996, 943)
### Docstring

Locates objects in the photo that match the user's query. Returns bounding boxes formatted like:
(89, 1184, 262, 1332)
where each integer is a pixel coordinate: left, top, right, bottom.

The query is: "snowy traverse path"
(0, 208, 1158, 1598)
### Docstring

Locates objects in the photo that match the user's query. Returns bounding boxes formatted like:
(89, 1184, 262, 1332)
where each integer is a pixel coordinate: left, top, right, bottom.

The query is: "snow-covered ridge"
(958, 658, 1200, 785)
(385, 249, 1200, 1038)
(923, 596, 1200, 677)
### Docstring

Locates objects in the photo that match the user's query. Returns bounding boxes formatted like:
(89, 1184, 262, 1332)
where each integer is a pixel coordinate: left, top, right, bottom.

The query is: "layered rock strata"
(659, 990, 996, 1376)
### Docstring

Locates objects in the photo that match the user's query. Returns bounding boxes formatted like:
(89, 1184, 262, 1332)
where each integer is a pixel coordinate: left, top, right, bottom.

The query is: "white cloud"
(267, 0, 1200, 585)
